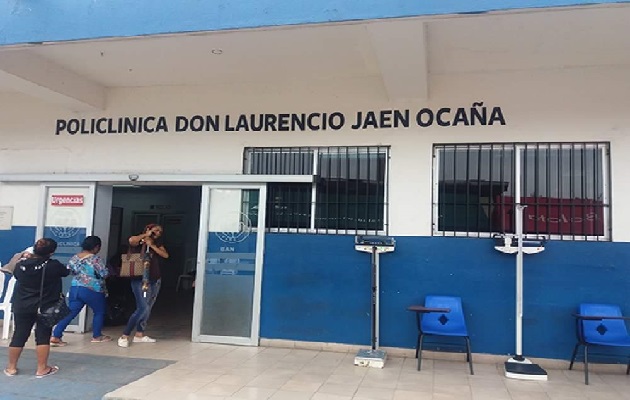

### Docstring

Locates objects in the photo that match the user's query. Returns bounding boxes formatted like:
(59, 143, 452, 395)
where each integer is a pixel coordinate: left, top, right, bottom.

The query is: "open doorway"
(105, 185, 201, 340)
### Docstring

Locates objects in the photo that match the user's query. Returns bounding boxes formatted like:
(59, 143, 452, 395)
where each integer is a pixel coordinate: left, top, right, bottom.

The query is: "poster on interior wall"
(43, 227, 86, 265)
(53, 102, 507, 136)
(0, 206, 13, 230)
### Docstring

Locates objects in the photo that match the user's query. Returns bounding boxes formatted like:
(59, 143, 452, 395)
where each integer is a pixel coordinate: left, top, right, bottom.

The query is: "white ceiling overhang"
(0, 50, 106, 111)
(0, 4, 629, 110)
(367, 20, 429, 101)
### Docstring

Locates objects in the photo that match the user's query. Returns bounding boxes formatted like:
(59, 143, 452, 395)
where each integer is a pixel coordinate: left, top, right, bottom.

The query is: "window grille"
(243, 146, 389, 235)
(433, 142, 611, 241)
(243, 147, 314, 175)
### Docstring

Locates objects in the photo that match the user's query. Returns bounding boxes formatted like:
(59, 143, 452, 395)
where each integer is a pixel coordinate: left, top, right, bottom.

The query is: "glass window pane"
(243, 146, 389, 234)
(437, 145, 514, 234)
(203, 188, 258, 338)
(265, 183, 311, 229)
(520, 144, 605, 237)
(435, 142, 609, 240)
(316, 149, 386, 232)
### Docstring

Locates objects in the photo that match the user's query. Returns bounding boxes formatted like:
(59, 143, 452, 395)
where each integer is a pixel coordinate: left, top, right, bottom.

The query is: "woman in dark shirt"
(117, 224, 169, 348)
(4, 238, 69, 378)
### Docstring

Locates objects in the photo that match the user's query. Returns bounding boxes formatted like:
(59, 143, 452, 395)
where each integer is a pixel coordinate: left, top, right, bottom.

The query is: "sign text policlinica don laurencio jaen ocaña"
(54, 103, 506, 135)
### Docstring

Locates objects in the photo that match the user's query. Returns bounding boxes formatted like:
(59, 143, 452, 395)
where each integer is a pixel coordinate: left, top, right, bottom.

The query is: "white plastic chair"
(176, 258, 196, 292)
(0, 276, 17, 340)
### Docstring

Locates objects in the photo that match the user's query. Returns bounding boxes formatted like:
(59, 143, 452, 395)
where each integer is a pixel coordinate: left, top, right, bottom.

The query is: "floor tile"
(196, 383, 243, 396)
(230, 386, 277, 399)
(280, 379, 323, 392)
(354, 386, 395, 400)
(269, 390, 314, 400)
(4, 314, 626, 400)
(393, 389, 434, 400)
(311, 393, 353, 400)
(318, 382, 359, 396)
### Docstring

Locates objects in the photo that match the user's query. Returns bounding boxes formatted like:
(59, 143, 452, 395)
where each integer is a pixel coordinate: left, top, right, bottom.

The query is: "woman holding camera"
(117, 224, 169, 348)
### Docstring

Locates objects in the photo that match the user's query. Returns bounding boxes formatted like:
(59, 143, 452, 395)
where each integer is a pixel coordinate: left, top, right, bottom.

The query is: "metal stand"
(354, 236, 395, 368)
(496, 205, 548, 381)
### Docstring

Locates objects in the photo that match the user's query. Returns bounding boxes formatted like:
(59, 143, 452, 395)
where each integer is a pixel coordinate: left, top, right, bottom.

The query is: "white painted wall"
(1, 65, 629, 239)
(0, 183, 41, 226)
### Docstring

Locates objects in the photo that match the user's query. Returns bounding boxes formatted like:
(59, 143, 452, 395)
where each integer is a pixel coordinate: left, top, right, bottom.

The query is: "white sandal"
(133, 335, 156, 343)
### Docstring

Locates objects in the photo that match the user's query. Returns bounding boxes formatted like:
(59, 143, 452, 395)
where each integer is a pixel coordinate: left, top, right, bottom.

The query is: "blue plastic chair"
(570, 303, 630, 384)
(416, 295, 474, 374)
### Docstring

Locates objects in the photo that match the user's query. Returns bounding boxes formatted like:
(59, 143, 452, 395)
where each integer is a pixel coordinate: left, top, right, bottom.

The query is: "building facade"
(1, 1, 630, 360)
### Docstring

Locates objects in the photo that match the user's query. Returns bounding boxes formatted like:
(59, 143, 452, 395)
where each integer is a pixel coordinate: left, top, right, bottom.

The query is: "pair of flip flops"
(90, 335, 112, 343)
(4, 365, 59, 378)
(36, 366, 59, 378)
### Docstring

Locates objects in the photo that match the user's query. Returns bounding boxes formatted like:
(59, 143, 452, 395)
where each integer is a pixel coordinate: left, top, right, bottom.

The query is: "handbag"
(37, 294, 71, 328)
(36, 261, 71, 328)
(119, 246, 146, 277)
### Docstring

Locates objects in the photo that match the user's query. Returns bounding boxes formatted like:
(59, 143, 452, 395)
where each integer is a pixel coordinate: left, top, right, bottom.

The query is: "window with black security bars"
(243, 146, 389, 235)
(433, 143, 611, 241)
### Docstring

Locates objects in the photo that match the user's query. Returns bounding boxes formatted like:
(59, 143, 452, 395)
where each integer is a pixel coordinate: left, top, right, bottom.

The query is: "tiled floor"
(91, 335, 630, 400)
(4, 325, 630, 400)
(3, 291, 630, 399)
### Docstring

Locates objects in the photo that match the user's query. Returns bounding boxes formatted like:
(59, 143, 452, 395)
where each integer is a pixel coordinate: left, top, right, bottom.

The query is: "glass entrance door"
(37, 184, 95, 333)
(192, 184, 266, 345)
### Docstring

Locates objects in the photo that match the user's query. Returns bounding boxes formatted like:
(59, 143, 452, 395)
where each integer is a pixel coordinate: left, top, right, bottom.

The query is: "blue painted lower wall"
(2, 227, 627, 361)
(260, 233, 630, 360)
(0, 226, 36, 265)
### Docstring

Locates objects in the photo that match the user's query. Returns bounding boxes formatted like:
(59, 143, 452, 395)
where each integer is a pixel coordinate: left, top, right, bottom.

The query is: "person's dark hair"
(33, 238, 58, 257)
(144, 223, 160, 233)
(82, 236, 102, 251)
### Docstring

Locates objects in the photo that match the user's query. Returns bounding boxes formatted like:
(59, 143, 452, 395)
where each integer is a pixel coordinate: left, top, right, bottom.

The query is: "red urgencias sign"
(51, 195, 84, 206)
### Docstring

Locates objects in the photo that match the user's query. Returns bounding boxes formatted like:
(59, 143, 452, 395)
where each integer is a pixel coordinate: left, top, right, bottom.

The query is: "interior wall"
(0, 183, 40, 262)
(111, 186, 201, 289)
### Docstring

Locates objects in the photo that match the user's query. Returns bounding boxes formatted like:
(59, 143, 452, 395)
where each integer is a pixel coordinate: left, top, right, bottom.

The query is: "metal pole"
(374, 247, 380, 350)
(371, 246, 378, 350)
(515, 204, 525, 360)
(513, 146, 524, 361)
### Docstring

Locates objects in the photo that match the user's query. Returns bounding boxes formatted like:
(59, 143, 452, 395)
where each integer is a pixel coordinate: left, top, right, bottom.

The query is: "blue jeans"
(123, 279, 161, 336)
(52, 285, 107, 339)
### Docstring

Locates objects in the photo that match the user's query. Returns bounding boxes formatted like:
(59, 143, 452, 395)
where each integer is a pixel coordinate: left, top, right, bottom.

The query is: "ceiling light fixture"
(211, 49, 223, 55)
